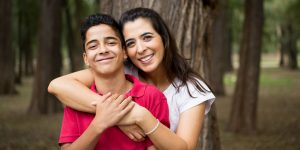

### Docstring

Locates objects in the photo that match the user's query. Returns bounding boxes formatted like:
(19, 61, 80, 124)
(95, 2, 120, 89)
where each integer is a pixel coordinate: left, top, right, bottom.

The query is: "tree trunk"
(210, 0, 229, 96)
(63, 0, 84, 72)
(278, 23, 298, 70)
(100, 0, 221, 149)
(223, 5, 233, 72)
(0, 0, 16, 95)
(228, 0, 264, 133)
(28, 0, 63, 114)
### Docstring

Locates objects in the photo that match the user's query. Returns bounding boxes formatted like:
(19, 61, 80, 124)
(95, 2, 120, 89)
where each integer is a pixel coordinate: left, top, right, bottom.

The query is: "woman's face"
(122, 18, 165, 74)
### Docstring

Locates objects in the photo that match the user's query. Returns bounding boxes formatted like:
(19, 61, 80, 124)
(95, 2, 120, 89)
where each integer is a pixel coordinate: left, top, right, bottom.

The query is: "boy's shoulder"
(127, 75, 165, 97)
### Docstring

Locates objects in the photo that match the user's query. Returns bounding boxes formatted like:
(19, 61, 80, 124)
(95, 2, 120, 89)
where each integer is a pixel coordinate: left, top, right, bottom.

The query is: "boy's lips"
(96, 56, 114, 62)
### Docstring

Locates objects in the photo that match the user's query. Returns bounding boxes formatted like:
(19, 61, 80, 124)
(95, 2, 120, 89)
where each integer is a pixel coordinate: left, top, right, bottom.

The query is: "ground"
(0, 54, 299, 150)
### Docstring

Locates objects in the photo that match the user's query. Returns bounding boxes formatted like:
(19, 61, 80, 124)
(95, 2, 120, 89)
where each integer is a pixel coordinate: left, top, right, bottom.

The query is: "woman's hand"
(119, 125, 146, 142)
(117, 103, 148, 125)
(91, 94, 135, 133)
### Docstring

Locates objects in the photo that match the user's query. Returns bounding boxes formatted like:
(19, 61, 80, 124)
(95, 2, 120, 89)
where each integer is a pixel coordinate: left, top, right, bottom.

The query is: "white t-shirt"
(124, 63, 215, 132)
(163, 78, 215, 132)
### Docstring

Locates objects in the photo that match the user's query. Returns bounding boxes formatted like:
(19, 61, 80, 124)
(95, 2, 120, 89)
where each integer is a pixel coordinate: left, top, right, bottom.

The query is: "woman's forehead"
(123, 18, 156, 37)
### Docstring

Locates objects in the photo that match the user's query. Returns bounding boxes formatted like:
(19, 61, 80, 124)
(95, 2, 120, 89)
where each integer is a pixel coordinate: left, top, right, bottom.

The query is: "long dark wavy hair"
(119, 7, 211, 95)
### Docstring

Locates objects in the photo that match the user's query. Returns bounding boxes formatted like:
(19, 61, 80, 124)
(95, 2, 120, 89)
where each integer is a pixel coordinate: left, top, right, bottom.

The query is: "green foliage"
(228, 0, 244, 53)
(229, 0, 300, 53)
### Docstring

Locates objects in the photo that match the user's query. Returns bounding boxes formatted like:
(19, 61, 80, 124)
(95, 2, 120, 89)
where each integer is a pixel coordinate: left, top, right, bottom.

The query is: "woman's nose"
(136, 41, 146, 54)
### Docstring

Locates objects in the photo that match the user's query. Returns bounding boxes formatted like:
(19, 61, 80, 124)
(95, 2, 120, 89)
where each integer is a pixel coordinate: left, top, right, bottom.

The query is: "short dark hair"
(80, 13, 125, 50)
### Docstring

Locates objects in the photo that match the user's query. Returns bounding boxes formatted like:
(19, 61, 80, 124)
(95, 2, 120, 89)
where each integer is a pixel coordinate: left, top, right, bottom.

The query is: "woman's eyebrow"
(141, 32, 153, 37)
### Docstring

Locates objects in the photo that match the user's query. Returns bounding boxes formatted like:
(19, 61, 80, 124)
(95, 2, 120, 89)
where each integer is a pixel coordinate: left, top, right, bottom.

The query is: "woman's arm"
(175, 104, 206, 150)
(48, 69, 99, 113)
(123, 103, 206, 150)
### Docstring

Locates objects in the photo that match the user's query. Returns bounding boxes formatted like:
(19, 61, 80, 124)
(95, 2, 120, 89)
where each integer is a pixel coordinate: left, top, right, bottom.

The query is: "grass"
(0, 78, 62, 150)
(217, 54, 300, 150)
(0, 54, 299, 149)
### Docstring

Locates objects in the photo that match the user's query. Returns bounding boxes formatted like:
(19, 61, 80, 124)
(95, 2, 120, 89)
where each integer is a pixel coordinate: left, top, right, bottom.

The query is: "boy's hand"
(91, 94, 135, 133)
(119, 125, 146, 142)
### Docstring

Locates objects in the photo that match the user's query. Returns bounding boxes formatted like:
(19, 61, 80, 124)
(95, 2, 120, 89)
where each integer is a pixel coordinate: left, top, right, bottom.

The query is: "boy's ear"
(123, 48, 128, 60)
(83, 53, 89, 66)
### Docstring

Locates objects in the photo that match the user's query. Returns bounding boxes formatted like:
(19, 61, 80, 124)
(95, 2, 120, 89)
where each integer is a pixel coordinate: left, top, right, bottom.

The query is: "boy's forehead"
(86, 24, 119, 39)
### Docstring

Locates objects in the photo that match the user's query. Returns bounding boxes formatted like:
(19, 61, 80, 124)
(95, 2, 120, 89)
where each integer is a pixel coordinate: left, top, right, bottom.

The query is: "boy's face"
(83, 24, 126, 76)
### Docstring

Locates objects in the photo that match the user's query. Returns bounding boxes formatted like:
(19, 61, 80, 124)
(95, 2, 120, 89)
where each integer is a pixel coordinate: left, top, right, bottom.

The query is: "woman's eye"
(126, 41, 135, 48)
(143, 35, 152, 42)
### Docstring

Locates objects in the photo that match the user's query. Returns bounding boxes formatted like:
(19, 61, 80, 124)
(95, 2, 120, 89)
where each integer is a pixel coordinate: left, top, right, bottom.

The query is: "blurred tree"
(277, 0, 299, 70)
(15, 0, 39, 84)
(63, 0, 85, 72)
(0, 0, 16, 95)
(29, 0, 63, 114)
(228, 0, 264, 133)
(210, 0, 230, 95)
(99, 0, 221, 149)
(278, 23, 298, 69)
(223, 1, 233, 72)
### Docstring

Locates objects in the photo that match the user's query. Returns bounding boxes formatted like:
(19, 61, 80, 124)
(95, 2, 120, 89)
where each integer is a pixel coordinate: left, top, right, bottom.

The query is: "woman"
(49, 8, 215, 150)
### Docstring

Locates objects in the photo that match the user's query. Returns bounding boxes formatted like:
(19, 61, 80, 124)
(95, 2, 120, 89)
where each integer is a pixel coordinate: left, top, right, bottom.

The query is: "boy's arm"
(60, 94, 135, 150)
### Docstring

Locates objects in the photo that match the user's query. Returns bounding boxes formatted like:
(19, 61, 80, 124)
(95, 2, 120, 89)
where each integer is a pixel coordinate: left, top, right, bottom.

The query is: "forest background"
(0, 0, 299, 149)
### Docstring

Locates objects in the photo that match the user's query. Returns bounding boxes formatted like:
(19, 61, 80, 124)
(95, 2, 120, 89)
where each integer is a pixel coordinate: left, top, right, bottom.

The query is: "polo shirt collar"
(126, 75, 146, 98)
(90, 74, 146, 98)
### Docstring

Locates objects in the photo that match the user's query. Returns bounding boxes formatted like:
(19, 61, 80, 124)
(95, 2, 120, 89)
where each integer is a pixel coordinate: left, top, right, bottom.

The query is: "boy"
(58, 13, 169, 150)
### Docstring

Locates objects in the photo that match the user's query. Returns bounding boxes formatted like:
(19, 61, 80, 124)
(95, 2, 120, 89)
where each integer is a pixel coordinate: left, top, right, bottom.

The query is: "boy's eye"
(88, 44, 97, 50)
(107, 42, 117, 46)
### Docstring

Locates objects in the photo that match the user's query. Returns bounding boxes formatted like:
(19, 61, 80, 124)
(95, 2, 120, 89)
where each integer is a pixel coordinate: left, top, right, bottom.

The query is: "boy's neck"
(93, 70, 132, 95)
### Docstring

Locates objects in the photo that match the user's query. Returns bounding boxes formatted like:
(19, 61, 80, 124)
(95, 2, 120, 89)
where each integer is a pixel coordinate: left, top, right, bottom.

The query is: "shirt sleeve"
(59, 107, 80, 145)
(178, 80, 216, 114)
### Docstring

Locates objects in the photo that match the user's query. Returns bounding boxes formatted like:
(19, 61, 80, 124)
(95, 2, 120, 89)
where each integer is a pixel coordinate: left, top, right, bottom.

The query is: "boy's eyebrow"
(105, 36, 119, 41)
(85, 39, 97, 47)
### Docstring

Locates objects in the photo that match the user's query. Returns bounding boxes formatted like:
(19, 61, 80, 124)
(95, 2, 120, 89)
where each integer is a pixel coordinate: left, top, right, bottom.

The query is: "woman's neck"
(140, 65, 171, 92)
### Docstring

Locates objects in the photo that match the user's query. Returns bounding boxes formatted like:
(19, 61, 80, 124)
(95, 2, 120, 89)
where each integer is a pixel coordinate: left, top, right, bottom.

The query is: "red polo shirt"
(59, 75, 170, 150)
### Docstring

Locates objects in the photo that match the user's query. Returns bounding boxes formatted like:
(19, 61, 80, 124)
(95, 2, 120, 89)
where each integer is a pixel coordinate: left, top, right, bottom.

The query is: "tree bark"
(223, 5, 233, 72)
(210, 0, 229, 96)
(278, 23, 298, 70)
(28, 0, 63, 114)
(63, 0, 84, 72)
(0, 0, 16, 95)
(100, 0, 221, 149)
(228, 0, 264, 133)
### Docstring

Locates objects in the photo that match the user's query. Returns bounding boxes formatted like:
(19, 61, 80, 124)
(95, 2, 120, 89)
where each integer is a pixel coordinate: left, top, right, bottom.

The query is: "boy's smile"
(83, 24, 126, 76)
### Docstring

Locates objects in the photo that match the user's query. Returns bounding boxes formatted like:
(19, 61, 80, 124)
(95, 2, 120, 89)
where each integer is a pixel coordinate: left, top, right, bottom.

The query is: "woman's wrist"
(135, 108, 159, 133)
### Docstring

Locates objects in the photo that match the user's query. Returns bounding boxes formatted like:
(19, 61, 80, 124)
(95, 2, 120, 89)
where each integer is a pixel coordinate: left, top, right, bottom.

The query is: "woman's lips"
(138, 54, 154, 64)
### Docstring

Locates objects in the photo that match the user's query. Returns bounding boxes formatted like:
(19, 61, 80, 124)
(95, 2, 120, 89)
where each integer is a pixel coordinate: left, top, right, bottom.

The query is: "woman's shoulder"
(172, 77, 212, 95)
(169, 77, 216, 114)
